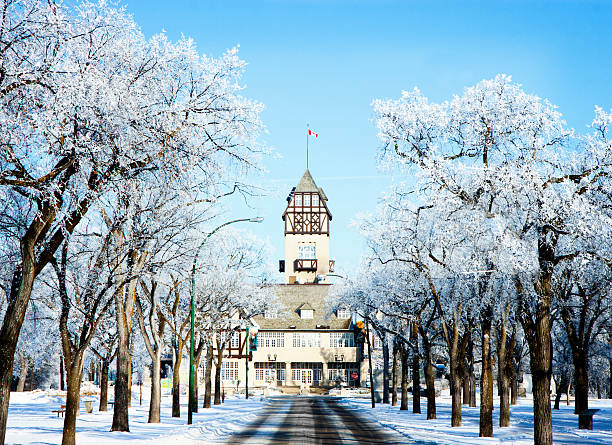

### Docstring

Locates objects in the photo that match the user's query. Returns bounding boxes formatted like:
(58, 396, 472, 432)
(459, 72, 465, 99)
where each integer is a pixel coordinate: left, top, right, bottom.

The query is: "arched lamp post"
(188, 217, 263, 425)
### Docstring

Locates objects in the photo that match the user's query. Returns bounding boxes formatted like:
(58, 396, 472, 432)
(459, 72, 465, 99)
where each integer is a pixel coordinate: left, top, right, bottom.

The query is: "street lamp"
(188, 217, 263, 425)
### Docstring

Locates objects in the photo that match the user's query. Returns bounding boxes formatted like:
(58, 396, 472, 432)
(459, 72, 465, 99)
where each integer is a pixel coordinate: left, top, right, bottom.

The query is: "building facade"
(217, 170, 368, 393)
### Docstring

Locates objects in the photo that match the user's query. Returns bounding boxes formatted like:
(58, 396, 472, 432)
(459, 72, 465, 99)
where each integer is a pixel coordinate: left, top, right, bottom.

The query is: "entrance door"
(301, 369, 312, 384)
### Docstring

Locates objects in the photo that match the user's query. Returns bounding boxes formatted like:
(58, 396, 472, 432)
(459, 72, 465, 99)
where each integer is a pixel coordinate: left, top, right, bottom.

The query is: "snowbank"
(341, 394, 612, 445)
(5, 389, 264, 444)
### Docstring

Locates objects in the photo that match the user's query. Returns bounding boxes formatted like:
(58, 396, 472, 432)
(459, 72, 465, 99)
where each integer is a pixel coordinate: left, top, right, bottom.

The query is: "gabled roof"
(297, 302, 315, 312)
(295, 169, 319, 193)
(282, 169, 332, 220)
(295, 169, 327, 201)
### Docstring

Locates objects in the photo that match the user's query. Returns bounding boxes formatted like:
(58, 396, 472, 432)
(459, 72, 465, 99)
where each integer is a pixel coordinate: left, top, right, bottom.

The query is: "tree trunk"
(127, 360, 132, 408)
(111, 329, 131, 431)
(99, 361, 109, 411)
(520, 232, 555, 445)
(510, 349, 518, 406)
(193, 340, 204, 412)
(410, 322, 420, 413)
(609, 335, 612, 399)
(214, 342, 223, 405)
(60, 355, 65, 391)
(0, 262, 37, 445)
(497, 324, 510, 428)
(527, 333, 553, 445)
(61, 359, 84, 445)
(597, 380, 601, 399)
(468, 334, 476, 408)
(148, 350, 161, 423)
(449, 336, 463, 427)
(400, 343, 408, 411)
(203, 345, 213, 408)
(391, 342, 398, 406)
(382, 336, 390, 404)
(16, 354, 28, 392)
(553, 378, 561, 411)
(573, 355, 588, 415)
(171, 351, 181, 417)
(422, 337, 436, 420)
(480, 309, 493, 437)
(553, 374, 568, 410)
(462, 364, 470, 405)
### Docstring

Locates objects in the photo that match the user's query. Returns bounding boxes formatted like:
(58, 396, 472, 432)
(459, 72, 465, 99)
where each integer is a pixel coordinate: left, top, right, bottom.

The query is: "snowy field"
(5, 389, 612, 444)
(342, 393, 612, 445)
(4, 389, 264, 445)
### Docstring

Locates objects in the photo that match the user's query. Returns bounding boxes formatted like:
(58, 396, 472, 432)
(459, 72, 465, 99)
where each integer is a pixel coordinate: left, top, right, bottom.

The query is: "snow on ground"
(6, 388, 612, 444)
(5, 389, 265, 445)
(341, 392, 612, 445)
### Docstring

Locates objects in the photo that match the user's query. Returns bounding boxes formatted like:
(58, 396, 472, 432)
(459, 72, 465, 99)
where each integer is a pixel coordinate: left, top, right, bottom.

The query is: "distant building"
(218, 169, 368, 393)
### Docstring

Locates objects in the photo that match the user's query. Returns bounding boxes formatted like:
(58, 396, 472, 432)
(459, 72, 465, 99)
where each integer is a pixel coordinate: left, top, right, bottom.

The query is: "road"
(225, 396, 415, 444)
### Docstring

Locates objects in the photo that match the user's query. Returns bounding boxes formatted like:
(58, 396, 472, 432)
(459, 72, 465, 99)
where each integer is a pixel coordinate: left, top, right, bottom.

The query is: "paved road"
(226, 396, 412, 444)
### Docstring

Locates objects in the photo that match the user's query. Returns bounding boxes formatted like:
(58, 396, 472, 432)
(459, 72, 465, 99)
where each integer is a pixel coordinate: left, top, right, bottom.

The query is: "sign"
(351, 372, 359, 380)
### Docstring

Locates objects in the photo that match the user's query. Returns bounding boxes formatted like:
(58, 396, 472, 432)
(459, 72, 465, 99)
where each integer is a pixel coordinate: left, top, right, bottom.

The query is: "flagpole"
(306, 124, 309, 169)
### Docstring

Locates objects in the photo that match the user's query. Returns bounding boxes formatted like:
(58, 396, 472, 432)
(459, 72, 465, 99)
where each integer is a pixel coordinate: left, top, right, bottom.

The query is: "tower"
(281, 169, 334, 284)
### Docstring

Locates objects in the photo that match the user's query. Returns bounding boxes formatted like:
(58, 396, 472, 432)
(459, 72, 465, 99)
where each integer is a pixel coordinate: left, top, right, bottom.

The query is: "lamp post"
(188, 217, 263, 425)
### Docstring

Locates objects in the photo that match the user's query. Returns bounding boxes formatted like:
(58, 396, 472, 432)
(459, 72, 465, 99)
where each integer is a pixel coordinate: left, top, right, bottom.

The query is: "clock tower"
(281, 169, 334, 284)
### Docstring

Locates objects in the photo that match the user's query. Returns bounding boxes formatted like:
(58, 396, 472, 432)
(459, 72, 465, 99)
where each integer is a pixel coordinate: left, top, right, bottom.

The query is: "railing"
(294, 259, 317, 271)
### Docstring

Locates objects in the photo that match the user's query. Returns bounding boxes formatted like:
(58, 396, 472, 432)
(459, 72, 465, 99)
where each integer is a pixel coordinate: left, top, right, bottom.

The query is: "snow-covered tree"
(0, 0, 265, 437)
(372, 75, 612, 445)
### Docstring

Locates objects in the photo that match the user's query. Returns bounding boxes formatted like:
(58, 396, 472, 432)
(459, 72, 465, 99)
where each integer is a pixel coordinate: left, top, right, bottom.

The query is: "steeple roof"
(295, 169, 318, 192)
(295, 169, 327, 200)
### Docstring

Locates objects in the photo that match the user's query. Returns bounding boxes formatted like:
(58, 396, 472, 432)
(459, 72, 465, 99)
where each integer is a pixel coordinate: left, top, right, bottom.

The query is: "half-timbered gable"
(282, 169, 332, 235)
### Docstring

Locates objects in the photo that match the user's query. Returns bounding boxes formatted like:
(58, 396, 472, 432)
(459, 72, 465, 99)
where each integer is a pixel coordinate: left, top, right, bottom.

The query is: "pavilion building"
(219, 169, 370, 393)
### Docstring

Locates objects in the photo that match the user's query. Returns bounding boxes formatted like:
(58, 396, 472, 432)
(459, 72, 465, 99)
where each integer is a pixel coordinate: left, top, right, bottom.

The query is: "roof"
(295, 169, 327, 200)
(254, 284, 351, 330)
(297, 302, 315, 312)
(282, 169, 332, 221)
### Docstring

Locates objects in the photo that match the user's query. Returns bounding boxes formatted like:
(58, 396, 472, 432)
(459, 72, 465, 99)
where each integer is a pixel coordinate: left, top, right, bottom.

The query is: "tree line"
(332, 75, 612, 445)
(0, 1, 272, 445)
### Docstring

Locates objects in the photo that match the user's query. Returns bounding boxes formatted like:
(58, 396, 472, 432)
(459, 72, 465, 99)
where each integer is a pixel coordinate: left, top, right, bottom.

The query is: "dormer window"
(297, 303, 315, 319)
(264, 310, 278, 319)
(337, 308, 351, 319)
(300, 309, 313, 319)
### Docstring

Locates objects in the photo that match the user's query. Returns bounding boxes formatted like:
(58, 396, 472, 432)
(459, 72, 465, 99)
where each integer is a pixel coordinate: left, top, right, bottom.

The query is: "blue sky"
(126, 0, 612, 280)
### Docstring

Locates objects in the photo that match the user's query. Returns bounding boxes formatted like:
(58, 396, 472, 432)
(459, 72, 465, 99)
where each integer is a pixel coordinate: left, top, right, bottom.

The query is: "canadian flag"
(308, 129, 318, 138)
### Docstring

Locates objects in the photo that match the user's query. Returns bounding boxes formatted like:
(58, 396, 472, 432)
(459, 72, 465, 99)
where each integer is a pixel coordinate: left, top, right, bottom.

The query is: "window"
(230, 332, 240, 349)
(336, 308, 351, 319)
(330, 332, 355, 348)
(300, 309, 313, 319)
(256, 332, 285, 348)
(298, 244, 316, 259)
(292, 332, 321, 347)
(264, 310, 278, 319)
(221, 361, 239, 381)
(303, 194, 310, 206)
(255, 362, 286, 382)
(372, 334, 383, 349)
(294, 194, 302, 206)
(312, 194, 319, 206)
(328, 362, 359, 384)
(291, 362, 323, 384)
